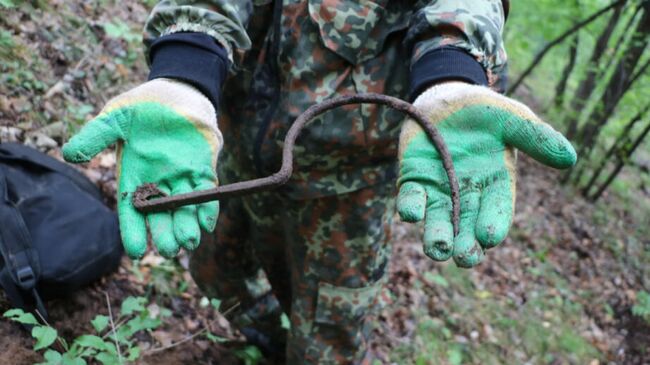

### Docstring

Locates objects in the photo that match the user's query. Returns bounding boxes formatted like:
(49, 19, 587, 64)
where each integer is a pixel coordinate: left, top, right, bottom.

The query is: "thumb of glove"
(63, 112, 124, 163)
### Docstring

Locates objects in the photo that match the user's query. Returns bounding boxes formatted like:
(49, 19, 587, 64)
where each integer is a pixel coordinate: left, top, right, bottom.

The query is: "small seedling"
(632, 291, 650, 323)
(3, 295, 168, 365)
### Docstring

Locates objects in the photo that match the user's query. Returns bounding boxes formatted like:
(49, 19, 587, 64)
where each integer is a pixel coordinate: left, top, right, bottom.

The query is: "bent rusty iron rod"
(133, 93, 460, 236)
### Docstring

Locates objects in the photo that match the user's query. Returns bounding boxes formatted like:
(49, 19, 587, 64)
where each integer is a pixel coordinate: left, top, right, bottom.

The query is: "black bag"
(0, 143, 122, 318)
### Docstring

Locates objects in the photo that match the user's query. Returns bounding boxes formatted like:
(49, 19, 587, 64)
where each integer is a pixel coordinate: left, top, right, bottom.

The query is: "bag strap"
(0, 164, 47, 318)
(0, 143, 101, 200)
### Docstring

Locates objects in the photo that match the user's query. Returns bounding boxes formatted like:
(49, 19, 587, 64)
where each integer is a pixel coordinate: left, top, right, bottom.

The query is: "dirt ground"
(371, 156, 650, 365)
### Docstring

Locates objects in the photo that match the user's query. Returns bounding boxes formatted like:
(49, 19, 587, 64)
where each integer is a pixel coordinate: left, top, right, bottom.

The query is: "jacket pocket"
(307, 0, 408, 64)
(308, 280, 384, 361)
(314, 280, 382, 326)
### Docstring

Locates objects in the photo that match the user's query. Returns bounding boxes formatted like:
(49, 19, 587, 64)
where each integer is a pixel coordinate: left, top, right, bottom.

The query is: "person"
(62, 0, 577, 363)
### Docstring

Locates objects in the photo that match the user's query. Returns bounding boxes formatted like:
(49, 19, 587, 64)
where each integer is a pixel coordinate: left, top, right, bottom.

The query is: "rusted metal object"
(133, 93, 461, 236)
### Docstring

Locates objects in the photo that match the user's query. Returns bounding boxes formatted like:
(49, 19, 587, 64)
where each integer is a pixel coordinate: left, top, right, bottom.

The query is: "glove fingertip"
(453, 245, 484, 268)
(398, 206, 425, 223)
(198, 201, 219, 233)
(424, 242, 453, 262)
(505, 117, 578, 170)
(175, 223, 201, 251)
(121, 227, 147, 260)
(125, 243, 147, 260)
(158, 244, 180, 259)
(423, 218, 454, 261)
(118, 201, 148, 260)
(397, 182, 426, 223)
(452, 229, 484, 268)
(61, 140, 93, 163)
(551, 138, 578, 169)
(476, 222, 509, 249)
(62, 112, 122, 163)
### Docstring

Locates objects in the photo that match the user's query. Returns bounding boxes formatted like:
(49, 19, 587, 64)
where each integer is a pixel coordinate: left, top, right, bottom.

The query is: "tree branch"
(507, 0, 626, 95)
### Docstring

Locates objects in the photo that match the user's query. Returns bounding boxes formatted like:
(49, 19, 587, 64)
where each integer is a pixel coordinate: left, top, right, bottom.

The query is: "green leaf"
(13, 313, 41, 325)
(101, 342, 118, 356)
(447, 347, 463, 365)
(101, 21, 139, 43)
(423, 272, 449, 288)
(66, 342, 81, 358)
(95, 352, 119, 365)
(90, 315, 110, 333)
(205, 331, 228, 343)
(3, 308, 25, 317)
(126, 346, 141, 361)
(0, 0, 15, 9)
(44, 350, 62, 362)
(34, 349, 62, 365)
(234, 345, 263, 365)
(115, 324, 134, 344)
(128, 314, 161, 333)
(77, 346, 97, 359)
(632, 291, 650, 321)
(281, 313, 291, 330)
(4, 308, 39, 325)
(74, 335, 108, 351)
(210, 298, 222, 311)
(120, 296, 146, 316)
(61, 353, 86, 365)
(116, 314, 161, 343)
(32, 326, 58, 351)
(159, 307, 172, 318)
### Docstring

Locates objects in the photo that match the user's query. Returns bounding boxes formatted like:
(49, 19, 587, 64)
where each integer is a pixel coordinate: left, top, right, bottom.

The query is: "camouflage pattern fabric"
(190, 148, 396, 364)
(146, 0, 508, 363)
(144, 0, 507, 200)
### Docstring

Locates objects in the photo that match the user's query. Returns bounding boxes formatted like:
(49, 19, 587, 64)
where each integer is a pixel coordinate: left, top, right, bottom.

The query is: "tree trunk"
(580, 103, 650, 196)
(576, 5, 650, 155)
(552, 34, 580, 110)
(590, 118, 650, 201)
(599, 5, 644, 76)
(564, 3, 626, 140)
(507, 0, 626, 96)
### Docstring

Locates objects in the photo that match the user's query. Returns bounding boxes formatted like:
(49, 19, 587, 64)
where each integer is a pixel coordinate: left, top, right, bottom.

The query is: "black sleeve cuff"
(409, 46, 488, 101)
(148, 33, 230, 109)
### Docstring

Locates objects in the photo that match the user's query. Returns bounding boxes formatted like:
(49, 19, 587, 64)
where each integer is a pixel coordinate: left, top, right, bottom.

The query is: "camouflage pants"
(190, 183, 395, 364)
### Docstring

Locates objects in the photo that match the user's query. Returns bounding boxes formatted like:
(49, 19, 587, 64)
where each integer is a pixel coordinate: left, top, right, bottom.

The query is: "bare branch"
(508, 0, 626, 95)
(104, 291, 123, 364)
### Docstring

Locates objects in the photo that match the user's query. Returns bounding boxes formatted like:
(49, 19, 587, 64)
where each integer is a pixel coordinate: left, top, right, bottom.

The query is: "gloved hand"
(62, 78, 222, 259)
(398, 82, 576, 268)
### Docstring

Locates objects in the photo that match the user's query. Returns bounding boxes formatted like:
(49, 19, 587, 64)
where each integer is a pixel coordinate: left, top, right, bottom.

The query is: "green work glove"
(62, 78, 222, 259)
(398, 82, 576, 268)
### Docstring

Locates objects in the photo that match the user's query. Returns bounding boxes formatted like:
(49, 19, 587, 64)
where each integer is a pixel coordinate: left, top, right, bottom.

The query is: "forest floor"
(1, 156, 648, 365)
(1, 2, 649, 365)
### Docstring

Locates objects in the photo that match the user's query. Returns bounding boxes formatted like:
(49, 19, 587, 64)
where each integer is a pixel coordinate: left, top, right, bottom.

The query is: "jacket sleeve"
(407, 0, 509, 97)
(143, 1, 256, 108)
(143, 0, 255, 63)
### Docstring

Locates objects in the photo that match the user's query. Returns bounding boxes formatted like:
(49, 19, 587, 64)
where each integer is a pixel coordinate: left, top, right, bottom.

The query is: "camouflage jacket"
(144, 0, 509, 199)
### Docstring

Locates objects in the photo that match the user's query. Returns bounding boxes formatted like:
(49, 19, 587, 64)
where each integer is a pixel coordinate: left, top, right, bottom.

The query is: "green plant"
(0, 30, 16, 54)
(148, 258, 189, 296)
(0, 0, 16, 9)
(102, 20, 140, 43)
(66, 103, 96, 127)
(632, 291, 650, 323)
(3, 295, 168, 365)
(234, 345, 263, 365)
(200, 294, 263, 364)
